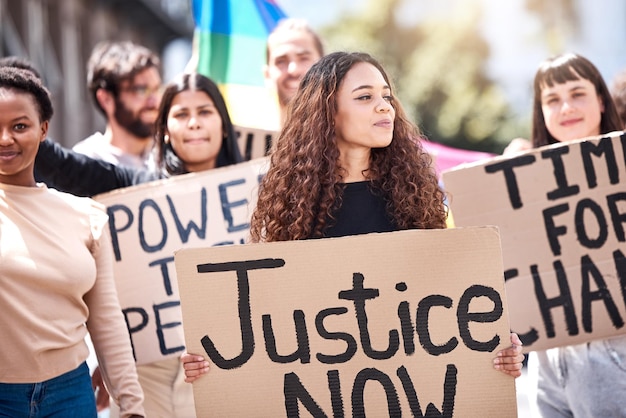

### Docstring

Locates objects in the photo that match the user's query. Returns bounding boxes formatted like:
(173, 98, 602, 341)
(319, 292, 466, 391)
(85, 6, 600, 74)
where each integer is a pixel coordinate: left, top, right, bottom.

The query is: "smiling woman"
(522, 52, 626, 418)
(0, 67, 145, 417)
(531, 52, 622, 147)
(0, 74, 50, 186)
(539, 77, 603, 143)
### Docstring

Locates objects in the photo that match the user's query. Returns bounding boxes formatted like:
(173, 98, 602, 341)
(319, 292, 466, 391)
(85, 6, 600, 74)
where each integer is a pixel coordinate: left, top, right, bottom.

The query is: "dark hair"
(610, 69, 626, 129)
(0, 67, 53, 122)
(87, 41, 160, 115)
(0, 56, 41, 80)
(532, 52, 622, 147)
(266, 18, 324, 63)
(250, 51, 446, 242)
(153, 72, 242, 176)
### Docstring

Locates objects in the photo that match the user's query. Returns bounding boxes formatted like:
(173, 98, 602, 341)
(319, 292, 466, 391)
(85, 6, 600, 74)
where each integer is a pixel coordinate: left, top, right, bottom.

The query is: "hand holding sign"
(182, 331, 525, 382)
(175, 228, 519, 417)
(181, 353, 210, 383)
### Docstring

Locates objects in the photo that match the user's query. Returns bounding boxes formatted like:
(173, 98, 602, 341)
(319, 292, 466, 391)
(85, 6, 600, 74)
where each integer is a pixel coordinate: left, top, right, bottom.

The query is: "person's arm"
(35, 138, 154, 197)
(502, 138, 532, 156)
(85, 203, 145, 417)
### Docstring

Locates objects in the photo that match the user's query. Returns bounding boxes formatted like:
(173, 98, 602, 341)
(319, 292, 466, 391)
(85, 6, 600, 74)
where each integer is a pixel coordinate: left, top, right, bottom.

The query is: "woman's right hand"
(181, 352, 210, 383)
(503, 138, 532, 156)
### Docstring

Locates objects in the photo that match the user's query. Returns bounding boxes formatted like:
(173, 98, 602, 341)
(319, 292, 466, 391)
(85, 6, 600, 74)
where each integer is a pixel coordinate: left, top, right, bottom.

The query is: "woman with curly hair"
(182, 51, 525, 382)
(250, 51, 445, 241)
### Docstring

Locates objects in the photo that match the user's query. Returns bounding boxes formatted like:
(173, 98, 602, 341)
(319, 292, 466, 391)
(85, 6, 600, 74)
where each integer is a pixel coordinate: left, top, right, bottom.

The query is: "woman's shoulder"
(46, 187, 106, 216)
(47, 188, 109, 237)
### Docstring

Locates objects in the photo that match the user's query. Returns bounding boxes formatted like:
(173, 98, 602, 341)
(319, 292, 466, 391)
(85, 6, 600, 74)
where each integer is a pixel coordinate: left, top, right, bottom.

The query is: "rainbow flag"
(191, 0, 287, 130)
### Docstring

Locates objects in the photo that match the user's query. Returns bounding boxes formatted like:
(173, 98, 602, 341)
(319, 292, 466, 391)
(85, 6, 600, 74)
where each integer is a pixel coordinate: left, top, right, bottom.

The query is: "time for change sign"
(443, 133, 626, 352)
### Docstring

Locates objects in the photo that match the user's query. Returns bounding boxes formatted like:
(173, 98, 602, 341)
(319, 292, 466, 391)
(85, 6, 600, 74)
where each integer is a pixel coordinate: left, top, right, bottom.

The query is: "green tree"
(320, 0, 526, 153)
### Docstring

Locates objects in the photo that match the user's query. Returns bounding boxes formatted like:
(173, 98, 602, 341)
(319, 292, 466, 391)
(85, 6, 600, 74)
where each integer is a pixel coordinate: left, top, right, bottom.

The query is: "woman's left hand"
(493, 332, 524, 378)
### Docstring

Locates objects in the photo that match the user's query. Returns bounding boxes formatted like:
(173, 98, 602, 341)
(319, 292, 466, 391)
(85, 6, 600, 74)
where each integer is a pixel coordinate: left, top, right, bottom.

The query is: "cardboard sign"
(442, 133, 626, 352)
(235, 125, 277, 161)
(94, 157, 269, 365)
(175, 227, 517, 417)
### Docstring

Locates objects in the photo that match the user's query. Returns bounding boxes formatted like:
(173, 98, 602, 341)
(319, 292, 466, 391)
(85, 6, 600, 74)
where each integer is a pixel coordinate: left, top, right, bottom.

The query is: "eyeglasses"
(119, 84, 162, 99)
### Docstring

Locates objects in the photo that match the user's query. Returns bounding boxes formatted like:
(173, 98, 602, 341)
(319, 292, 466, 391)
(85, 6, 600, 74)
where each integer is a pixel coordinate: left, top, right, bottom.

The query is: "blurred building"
(0, 0, 194, 146)
(5, 0, 626, 146)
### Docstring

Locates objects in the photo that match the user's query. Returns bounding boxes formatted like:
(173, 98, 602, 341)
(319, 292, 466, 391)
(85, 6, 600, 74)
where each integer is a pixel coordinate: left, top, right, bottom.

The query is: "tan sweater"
(0, 182, 144, 417)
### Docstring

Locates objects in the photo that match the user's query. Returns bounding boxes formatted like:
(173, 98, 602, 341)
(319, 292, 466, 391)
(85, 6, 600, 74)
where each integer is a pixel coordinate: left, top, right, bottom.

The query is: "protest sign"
(235, 125, 277, 161)
(94, 157, 269, 364)
(442, 133, 626, 352)
(175, 227, 517, 417)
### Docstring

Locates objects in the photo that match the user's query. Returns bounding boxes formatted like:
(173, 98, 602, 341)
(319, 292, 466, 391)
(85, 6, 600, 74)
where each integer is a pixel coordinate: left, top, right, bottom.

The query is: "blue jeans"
(0, 362, 97, 418)
(536, 335, 626, 418)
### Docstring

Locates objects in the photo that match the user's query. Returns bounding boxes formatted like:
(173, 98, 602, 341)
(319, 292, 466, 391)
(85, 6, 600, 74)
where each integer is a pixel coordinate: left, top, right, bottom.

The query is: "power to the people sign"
(175, 227, 517, 417)
(94, 157, 268, 365)
(443, 132, 626, 352)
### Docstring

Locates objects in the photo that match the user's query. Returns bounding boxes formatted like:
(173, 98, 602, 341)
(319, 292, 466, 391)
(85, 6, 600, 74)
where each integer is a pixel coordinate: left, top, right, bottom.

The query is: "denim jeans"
(0, 362, 97, 418)
(536, 335, 626, 418)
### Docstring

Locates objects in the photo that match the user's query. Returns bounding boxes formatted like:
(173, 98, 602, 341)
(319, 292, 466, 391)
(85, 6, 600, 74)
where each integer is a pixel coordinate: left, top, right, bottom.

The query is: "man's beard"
(114, 98, 155, 139)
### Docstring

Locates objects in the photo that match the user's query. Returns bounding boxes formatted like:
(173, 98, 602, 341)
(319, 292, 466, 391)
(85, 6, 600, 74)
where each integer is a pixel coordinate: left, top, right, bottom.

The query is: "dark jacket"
(35, 139, 157, 197)
(35, 136, 243, 197)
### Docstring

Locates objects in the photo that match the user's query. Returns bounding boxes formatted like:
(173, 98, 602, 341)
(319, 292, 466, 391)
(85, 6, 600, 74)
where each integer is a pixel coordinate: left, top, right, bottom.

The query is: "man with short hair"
(73, 41, 161, 168)
(264, 18, 324, 127)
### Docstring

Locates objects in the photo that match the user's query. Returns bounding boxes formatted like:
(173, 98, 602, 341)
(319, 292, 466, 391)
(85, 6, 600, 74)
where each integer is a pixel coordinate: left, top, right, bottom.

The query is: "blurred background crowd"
(4, 0, 626, 155)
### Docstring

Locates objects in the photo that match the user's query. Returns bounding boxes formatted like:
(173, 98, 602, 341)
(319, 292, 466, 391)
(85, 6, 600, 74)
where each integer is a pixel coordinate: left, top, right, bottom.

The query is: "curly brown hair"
(250, 52, 447, 242)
